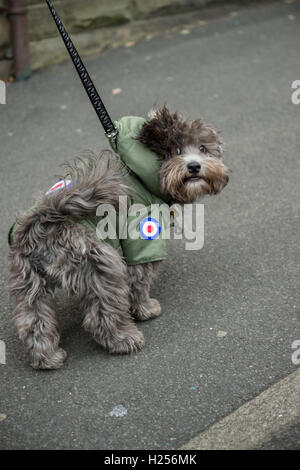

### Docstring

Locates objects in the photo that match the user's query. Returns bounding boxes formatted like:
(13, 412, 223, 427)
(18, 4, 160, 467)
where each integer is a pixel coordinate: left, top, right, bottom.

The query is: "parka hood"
(109, 116, 170, 203)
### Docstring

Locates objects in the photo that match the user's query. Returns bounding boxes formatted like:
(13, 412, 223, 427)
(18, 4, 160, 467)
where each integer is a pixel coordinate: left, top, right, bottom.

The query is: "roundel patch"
(46, 179, 72, 196)
(139, 217, 161, 240)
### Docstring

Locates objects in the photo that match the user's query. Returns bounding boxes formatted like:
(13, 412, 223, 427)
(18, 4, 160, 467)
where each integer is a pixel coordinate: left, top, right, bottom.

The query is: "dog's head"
(138, 106, 229, 203)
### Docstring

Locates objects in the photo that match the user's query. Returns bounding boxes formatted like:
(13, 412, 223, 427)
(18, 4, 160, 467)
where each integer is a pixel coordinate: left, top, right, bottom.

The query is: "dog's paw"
(133, 298, 161, 321)
(108, 329, 145, 355)
(30, 348, 67, 370)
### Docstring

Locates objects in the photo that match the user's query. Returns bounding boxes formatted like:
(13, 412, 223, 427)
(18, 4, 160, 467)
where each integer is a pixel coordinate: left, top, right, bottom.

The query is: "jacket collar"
(109, 116, 172, 204)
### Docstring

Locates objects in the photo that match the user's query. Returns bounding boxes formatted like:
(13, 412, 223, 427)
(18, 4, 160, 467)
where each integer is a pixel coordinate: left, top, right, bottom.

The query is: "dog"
(8, 106, 229, 369)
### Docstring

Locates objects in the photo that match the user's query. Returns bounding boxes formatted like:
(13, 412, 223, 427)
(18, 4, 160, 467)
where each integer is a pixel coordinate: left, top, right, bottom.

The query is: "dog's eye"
(176, 148, 181, 155)
(199, 145, 207, 153)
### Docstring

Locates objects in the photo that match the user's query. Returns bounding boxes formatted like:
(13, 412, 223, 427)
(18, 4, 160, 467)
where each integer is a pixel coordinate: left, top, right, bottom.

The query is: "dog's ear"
(137, 106, 183, 160)
(191, 119, 223, 157)
(190, 118, 204, 134)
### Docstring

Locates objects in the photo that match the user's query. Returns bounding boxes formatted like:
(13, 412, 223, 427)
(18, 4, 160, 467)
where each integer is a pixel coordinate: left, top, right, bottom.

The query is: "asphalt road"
(0, 0, 299, 450)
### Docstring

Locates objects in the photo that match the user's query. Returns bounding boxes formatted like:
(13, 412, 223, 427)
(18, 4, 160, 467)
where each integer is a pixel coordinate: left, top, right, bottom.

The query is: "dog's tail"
(10, 151, 129, 248)
(41, 151, 128, 221)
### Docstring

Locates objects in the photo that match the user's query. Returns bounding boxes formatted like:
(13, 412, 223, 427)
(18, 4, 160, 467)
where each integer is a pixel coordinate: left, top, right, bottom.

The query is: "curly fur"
(138, 106, 229, 203)
(8, 106, 229, 369)
(128, 262, 161, 321)
(138, 105, 222, 160)
(9, 152, 145, 369)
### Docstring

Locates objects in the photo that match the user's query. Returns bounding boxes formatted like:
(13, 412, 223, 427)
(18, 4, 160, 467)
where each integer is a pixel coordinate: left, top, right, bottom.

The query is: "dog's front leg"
(128, 262, 162, 321)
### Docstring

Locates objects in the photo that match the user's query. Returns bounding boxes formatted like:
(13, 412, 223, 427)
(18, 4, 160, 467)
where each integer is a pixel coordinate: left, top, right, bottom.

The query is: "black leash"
(45, 0, 118, 140)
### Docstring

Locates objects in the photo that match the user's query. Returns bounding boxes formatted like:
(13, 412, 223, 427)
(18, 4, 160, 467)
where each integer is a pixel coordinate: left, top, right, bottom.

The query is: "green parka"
(9, 116, 172, 266)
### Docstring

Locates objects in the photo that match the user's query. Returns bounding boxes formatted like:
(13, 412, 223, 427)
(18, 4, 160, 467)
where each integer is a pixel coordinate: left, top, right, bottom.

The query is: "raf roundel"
(139, 217, 161, 240)
(46, 179, 72, 196)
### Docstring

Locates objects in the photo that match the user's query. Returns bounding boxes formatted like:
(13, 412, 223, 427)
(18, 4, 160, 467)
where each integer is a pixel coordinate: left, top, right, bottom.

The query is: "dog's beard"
(184, 177, 211, 201)
(160, 156, 229, 203)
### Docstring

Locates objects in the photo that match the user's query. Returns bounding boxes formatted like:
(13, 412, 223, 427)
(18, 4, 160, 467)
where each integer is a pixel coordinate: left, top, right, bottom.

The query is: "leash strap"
(45, 0, 118, 139)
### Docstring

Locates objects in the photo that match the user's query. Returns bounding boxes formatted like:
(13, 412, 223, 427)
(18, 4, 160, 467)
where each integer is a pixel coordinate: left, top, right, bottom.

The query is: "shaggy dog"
(8, 107, 229, 369)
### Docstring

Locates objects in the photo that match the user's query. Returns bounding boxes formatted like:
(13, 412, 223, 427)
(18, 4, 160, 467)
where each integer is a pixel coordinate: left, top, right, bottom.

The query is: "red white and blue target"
(46, 179, 72, 196)
(139, 217, 161, 240)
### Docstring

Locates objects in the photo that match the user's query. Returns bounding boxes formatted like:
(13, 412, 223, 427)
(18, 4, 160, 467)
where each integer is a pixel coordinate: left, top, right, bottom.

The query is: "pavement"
(0, 0, 299, 450)
(181, 368, 299, 450)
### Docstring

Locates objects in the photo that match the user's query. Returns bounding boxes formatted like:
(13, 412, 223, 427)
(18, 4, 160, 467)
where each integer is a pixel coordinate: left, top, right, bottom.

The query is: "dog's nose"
(187, 162, 201, 174)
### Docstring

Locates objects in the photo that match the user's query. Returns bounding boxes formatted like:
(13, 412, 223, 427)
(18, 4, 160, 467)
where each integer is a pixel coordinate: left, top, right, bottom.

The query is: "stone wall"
(0, 0, 221, 78)
(0, 0, 10, 78)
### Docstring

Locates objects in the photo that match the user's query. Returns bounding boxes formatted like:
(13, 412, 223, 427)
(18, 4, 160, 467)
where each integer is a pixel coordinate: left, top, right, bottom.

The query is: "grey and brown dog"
(8, 107, 229, 369)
